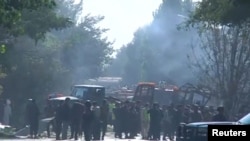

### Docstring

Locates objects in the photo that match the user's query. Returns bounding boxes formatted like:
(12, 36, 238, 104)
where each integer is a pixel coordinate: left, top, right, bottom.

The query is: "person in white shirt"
(3, 99, 11, 125)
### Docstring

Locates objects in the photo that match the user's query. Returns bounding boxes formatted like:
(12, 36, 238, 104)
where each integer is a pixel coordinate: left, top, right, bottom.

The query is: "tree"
(110, 0, 195, 85)
(187, 0, 250, 117)
(0, 0, 56, 29)
(20, 8, 72, 43)
(0, 70, 7, 96)
(188, 0, 250, 26)
(0, 35, 72, 127)
(190, 23, 250, 117)
(0, 0, 78, 127)
(105, 47, 128, 77)
(60, 15, 113, 83)
(56, 0, 84, 22)
(0, 0, 71, 47)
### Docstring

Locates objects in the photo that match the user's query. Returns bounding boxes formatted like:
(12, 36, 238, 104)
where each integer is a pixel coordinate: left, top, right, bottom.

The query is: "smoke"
(107, 0, 200, 86)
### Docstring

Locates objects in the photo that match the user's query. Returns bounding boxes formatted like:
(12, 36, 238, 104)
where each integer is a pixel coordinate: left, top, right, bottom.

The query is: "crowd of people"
(26, 98, 110, 141)
(23, 96, 237, 141)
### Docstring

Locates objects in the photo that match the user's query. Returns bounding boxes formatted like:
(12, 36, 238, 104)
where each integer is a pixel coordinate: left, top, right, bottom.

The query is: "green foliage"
(188, 0, 250, 27)
(21, 8, 72, 42)
(56, 0, 84, 22)
(0, 69, 7, 96)
(0, 0, 70, 47)
(0, 0, 113, 128)
(61, 15, 113, 81)
(0, 36, 71, 127)
(0, 0, 56, 29)
(185, 0, 250, 116)
(0, 44, 6, 53)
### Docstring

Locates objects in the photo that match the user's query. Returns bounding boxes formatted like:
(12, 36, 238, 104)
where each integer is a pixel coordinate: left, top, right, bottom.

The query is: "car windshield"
(72, 87, 89, 98)
(238, 113, 250, 124)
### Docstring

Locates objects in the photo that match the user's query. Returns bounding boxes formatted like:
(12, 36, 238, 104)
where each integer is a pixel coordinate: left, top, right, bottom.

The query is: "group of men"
(27, 97, 228, 141)
(111, 101, 228, 141)
(45, 98, 110, 141)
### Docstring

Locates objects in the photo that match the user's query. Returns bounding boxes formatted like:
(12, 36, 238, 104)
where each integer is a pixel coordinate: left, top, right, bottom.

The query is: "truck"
(70, 84, 105, 104)
(133, 82, 180, 106)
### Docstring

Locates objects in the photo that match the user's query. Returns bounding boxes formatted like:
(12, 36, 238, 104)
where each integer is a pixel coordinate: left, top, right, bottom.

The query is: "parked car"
(176, 113, 250, 141)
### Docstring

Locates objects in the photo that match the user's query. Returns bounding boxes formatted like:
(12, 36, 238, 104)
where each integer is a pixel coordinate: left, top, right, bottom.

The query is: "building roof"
(74, 84, 104, 88)
(87, 77, 122, 83)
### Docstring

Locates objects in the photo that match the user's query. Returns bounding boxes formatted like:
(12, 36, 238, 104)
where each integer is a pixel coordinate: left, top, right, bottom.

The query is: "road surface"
(1, 133, 173, 141)
(1, 124, 173, 141)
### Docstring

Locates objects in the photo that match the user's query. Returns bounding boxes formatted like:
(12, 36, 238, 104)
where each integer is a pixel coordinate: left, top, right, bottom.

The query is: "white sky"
(81, 0, 201, 50)
(82, 0, 162, 49)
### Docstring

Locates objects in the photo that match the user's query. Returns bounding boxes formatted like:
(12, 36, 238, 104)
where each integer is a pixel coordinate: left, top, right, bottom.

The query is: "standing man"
(26, 99, 40, 139)
(135, 101, 141, 135)
(55, 101, 63, 140)
(140, 103, 150, 140)
(100, 99, 109, 140)
(162, 105, 171, 141)
(92, 101, 101, 140)
(70, 101, 84, 140)
(61, 97, 71, 140)
(148, 103, 163, 140)
(212, 106, 227, 121)
(82, 100, 94, 141)
(0, 99, 4, 123)
(190, 105, 203, 122)
(113, 102, 122, 139)
(44, 100, 54, 138)
(3, 99, 11, 125)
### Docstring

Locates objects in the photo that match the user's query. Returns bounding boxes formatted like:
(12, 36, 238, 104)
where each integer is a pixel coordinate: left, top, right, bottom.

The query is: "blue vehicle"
(176, 113, 250, 141)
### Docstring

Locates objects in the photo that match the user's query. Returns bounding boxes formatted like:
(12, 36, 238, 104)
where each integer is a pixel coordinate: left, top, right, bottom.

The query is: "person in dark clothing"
(128, 102, 138, 139)
(162, 105, 171, 141)
(135, 101, 141, 135)
(55, 101, 63, 140)
(167, 105, 177, 141)
(190, 105, 203, 122)
(44, 100, 55, 138)
(113, 102, 122, 139)
(70, 101, 84, 140)
(61, 98, 71, 140)
(82, 100, 94, 141)
(157, 104, 164, 139)
(148, 103, 163, 140)
(212, 106, 227, 121)
(26, 99, 40, 139)
(100, 99, 109, 140)
(120, 101, 130, 139)
(92, 101, 101, 140)
(0, 99, 4, 123)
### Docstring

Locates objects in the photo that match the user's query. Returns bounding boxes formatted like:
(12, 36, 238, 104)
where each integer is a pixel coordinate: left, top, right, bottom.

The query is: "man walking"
(140, 103, 150, 140)
(70, 101, 84, 140)
(61, 98, 71, 140)
(26, 99, 40, 139)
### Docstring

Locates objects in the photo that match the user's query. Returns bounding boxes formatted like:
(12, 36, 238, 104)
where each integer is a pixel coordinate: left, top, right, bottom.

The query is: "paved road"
(1, 125, 173, 141)
(1, 133, 172, 141)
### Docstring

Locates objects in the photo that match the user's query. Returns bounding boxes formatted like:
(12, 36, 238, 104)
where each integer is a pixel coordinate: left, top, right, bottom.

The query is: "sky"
(82, 0, 162, 50)
(81, 0, 201, 50)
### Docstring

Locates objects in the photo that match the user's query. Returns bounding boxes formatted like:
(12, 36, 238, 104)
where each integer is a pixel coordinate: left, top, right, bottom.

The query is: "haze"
(82, 0, 162, 49)
(81, 0, 202, 49)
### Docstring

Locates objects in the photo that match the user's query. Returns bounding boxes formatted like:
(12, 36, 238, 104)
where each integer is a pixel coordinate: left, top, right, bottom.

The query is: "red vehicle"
(47, 93, 64, 99)
(133, 82, 180, 105)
